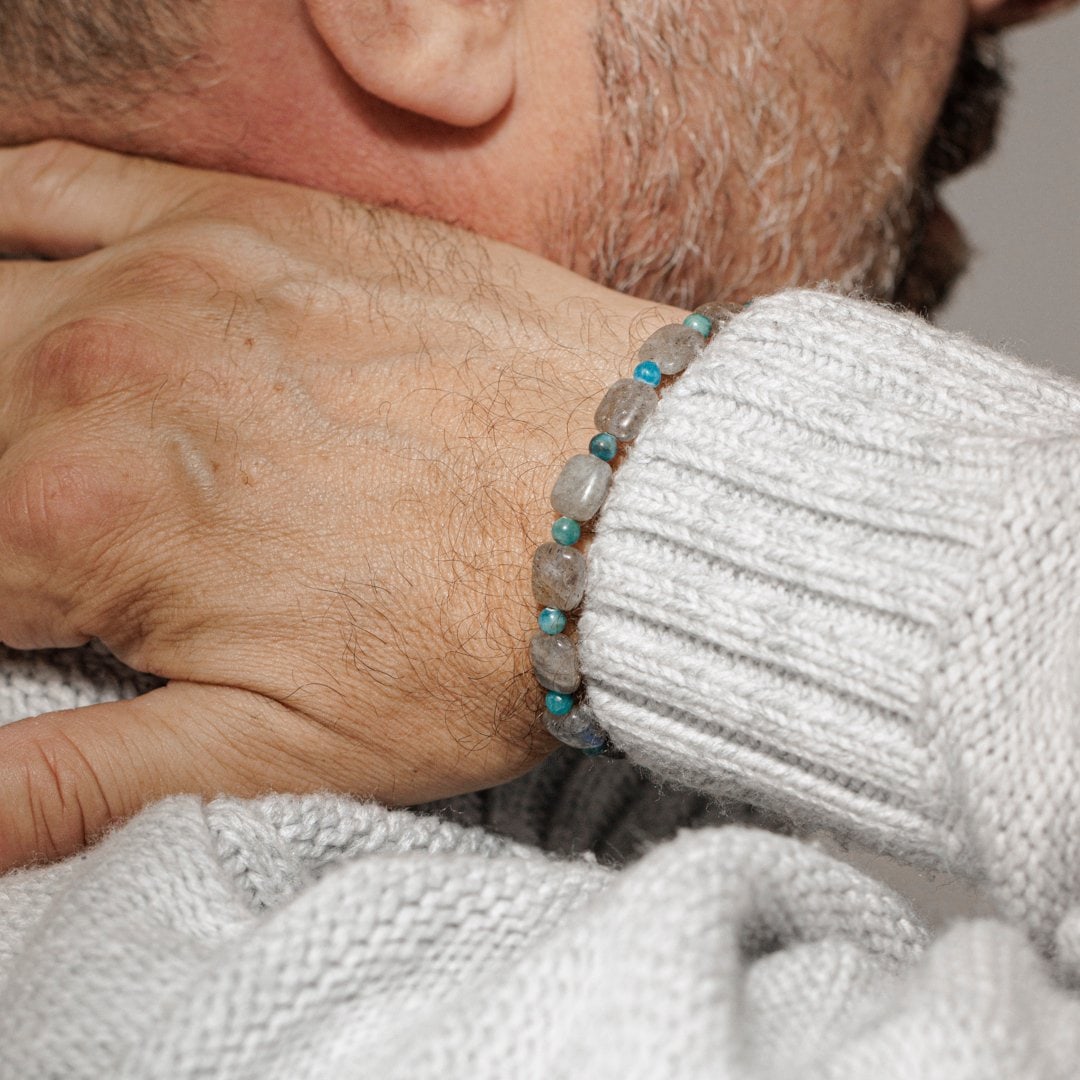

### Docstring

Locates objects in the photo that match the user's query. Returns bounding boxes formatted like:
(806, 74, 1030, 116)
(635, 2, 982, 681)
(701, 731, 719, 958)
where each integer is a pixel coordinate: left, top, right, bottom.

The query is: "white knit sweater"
(2, 290, 1080, 1078)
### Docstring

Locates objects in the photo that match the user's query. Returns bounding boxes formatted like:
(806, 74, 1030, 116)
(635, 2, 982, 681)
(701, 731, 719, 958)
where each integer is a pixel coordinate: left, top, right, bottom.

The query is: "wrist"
(462, 297, 688, 765)
(520, 301, 738, 755)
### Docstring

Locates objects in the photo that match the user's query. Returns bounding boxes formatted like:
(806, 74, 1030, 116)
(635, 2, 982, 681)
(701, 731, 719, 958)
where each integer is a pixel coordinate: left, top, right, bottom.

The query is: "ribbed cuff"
(579, 289, 1080, 894)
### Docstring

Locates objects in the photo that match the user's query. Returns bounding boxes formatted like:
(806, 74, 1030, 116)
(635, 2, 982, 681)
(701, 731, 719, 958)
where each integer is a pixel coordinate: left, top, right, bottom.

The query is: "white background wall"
(938, 9, 1080, 378)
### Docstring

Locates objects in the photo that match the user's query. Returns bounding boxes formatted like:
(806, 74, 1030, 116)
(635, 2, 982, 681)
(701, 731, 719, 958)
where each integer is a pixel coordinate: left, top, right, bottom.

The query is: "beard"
(554, 2, 1008, 316)
(890, 34, 1008, 314)
(0, 1, 210, 113)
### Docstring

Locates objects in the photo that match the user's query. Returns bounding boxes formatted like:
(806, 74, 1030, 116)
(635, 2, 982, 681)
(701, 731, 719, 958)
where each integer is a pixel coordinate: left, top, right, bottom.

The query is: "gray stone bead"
(551, 454, 612, 522)
(594, 378, 658, 441)
(693, 300, 743, 329)
(636, 324, 705, 375)
(531, 542, 586, 610)
(544, 703, 606, 750)
(530, 632, 581, 694)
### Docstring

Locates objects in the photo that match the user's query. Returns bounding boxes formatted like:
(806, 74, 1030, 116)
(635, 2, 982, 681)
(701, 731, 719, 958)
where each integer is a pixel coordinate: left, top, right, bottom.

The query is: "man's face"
(0, 0, 1017, 311)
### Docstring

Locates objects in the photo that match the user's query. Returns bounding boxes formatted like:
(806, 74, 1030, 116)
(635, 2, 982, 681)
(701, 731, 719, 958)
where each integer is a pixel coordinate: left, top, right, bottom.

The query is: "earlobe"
(305, 0, 517, 127)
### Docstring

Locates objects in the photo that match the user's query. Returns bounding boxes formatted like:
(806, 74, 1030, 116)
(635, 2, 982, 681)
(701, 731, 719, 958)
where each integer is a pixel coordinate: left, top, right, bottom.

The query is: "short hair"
(0, 0, 210, 110)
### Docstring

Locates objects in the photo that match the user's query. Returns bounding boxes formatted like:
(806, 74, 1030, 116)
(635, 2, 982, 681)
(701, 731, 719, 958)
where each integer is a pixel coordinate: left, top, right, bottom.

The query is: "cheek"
(809, 1, 970, 172)
(390, 0, 603, 264)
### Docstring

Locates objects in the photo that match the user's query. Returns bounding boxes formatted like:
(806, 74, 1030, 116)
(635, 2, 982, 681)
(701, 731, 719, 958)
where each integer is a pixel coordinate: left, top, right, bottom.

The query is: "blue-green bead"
(538, 607, 567, 635)
(582, 740, 608, 757)
(683, 312, 712, 338)
(633, 360, 662, 387)
(545, 691, 574, 716)
(589, 432, 617, 462)
(551, 517, 582, 546)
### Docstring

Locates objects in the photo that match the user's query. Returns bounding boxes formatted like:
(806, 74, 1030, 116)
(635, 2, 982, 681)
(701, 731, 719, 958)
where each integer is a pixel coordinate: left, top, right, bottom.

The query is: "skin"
(0, 144, 674, 866)
(0, 0, 1006, 295)
(0, 0, 600, 264)
(0, 0, 1072, 870)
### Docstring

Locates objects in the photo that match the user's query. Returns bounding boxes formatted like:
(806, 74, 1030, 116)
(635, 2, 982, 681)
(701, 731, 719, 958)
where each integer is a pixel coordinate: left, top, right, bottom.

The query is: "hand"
(0, 141, 679, 870)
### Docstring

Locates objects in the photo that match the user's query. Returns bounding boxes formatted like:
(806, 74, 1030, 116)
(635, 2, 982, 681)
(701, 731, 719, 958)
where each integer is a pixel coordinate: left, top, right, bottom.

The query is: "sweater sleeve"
(578, 288, 1080, 946)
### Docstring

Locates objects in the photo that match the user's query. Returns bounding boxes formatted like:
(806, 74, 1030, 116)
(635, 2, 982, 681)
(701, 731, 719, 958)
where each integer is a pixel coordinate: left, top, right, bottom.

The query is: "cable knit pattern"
(3, 290, 1080, 1076)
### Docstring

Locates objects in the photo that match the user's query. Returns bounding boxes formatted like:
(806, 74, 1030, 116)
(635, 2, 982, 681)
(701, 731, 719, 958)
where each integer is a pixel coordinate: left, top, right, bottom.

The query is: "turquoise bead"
(551, 517, 582, 546)
(589, 432, 617, 462)
(538, 607, 567, 635)
(682, 313, 712, 337)
(633, 360, 662, 387)
(545, 691, 574, 716)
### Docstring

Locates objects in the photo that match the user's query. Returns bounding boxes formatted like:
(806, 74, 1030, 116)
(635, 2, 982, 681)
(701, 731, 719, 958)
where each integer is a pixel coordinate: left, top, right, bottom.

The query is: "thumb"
(0, 682, 338, 871)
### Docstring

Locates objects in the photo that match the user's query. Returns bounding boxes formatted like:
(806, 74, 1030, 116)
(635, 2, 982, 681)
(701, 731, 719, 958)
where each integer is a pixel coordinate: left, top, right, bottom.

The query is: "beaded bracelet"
(529, 301, 742, 757)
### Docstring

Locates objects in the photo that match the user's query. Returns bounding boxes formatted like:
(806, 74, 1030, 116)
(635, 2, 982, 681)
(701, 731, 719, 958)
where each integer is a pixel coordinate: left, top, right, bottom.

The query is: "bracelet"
(530, 301, 742, 757)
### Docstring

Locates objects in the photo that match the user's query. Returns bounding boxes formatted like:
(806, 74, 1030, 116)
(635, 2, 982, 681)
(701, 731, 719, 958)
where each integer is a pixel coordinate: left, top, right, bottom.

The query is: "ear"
(305, 0, 518, 127)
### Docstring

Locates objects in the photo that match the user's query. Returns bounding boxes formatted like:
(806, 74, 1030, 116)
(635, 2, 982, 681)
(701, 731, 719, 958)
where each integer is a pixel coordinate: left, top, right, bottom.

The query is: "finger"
(0, 140, 223, 259)
(0, 681, 388, 871)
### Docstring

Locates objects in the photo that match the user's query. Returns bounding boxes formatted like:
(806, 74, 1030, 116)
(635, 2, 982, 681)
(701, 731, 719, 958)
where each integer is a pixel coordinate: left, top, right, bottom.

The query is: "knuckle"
(26, 741, 89, 862)
(21, 317, 166, 413)
(0, 721, 99, 864)
(4, 727, 100, 865)
(0, 448, 126, 558)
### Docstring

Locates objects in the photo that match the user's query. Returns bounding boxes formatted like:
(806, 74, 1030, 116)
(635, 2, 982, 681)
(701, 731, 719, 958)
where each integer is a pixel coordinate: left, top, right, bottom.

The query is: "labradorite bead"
(530, 632, 581, 694)
(594, 378, 658, 442)
(633, 360, 662, 387)
(589, 432, 618, 462)
(694, 300, 742, 328)
(636, 324, 705, 376)
(544, 691, 574, 716)
(551, 517, 582, 546)
(551, 454, 611, 522)
(538, 607, 567, 635)
(531, 542, 586, 610)
(544, 702, 606, 751)
(682, 313, 712, 337)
